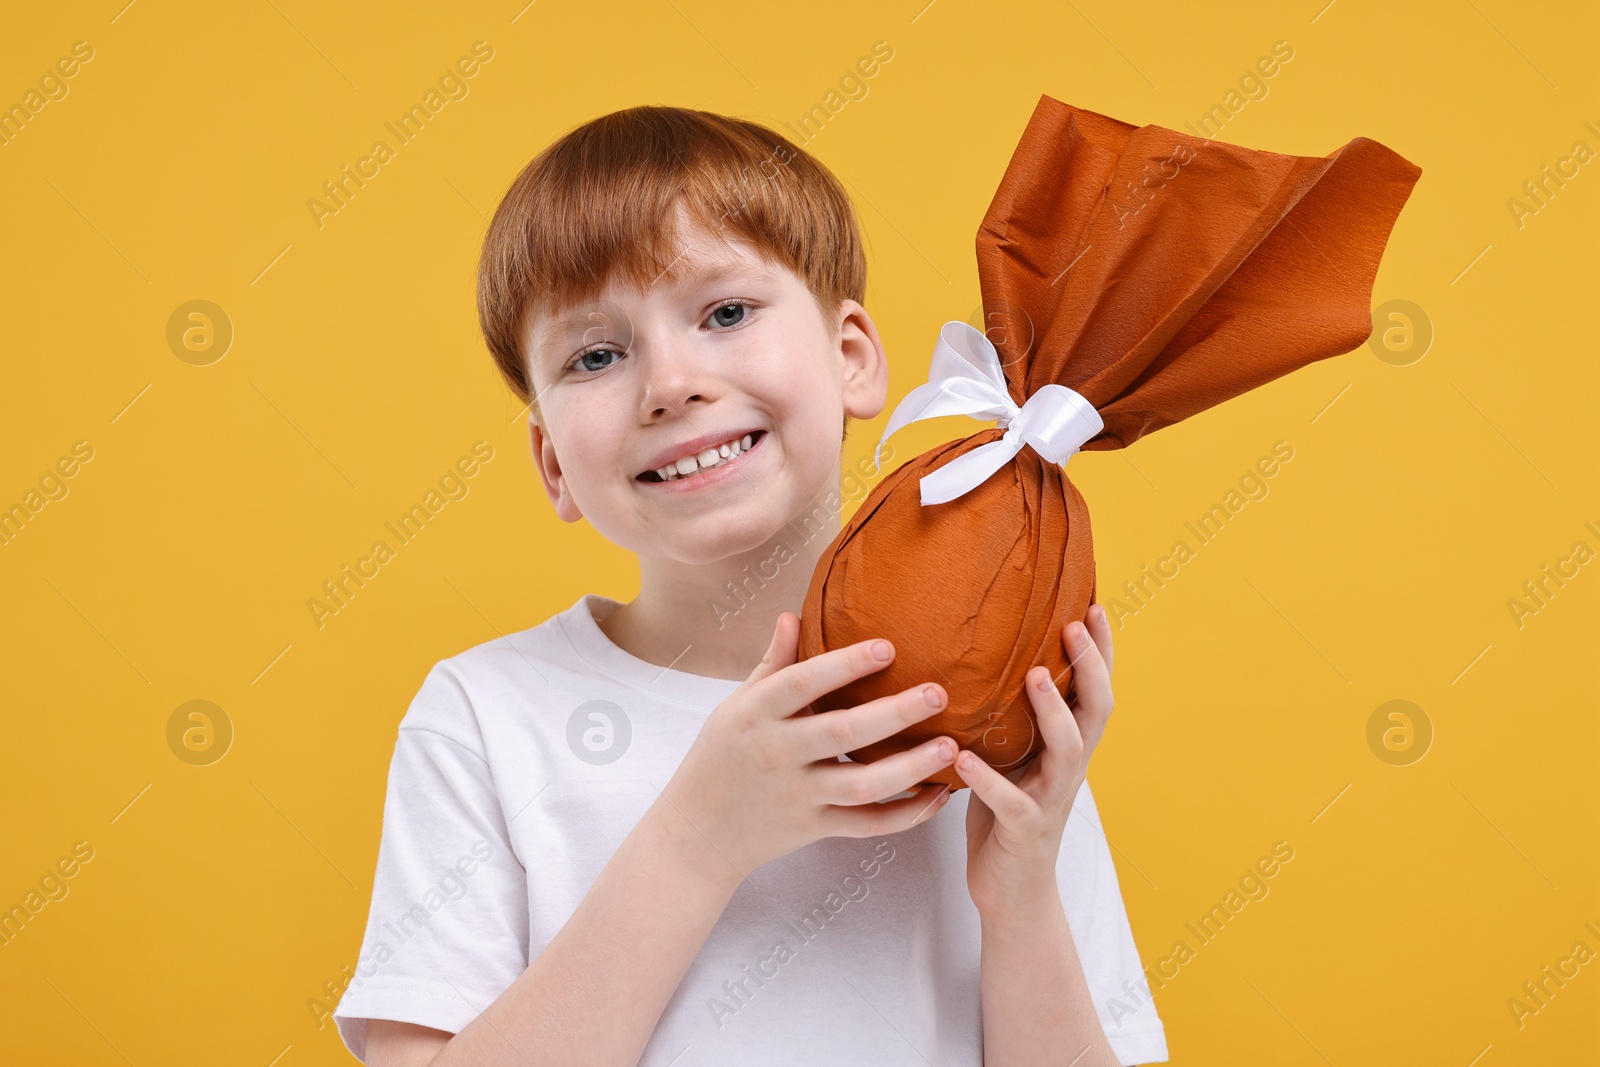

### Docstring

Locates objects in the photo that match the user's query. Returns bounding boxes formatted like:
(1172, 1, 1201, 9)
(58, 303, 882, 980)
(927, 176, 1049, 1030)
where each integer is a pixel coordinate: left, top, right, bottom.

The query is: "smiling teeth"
(654, 434, 755, 481)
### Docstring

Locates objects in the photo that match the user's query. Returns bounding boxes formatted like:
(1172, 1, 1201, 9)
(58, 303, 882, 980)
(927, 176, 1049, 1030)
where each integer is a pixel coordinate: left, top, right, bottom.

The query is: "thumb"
(743, 611, 798, 688)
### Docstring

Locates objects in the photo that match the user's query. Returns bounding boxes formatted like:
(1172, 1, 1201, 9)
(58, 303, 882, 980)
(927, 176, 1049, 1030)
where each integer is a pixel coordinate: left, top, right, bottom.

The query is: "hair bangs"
(477, 106, 866, 408)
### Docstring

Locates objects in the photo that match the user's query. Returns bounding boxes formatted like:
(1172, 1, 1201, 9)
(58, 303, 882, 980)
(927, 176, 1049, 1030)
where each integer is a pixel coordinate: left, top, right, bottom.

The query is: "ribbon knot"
(873, 321, 1104, 506)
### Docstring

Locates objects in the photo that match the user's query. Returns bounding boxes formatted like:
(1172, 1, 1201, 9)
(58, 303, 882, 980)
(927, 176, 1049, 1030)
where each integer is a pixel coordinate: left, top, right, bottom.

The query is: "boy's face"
(523, 213, 888, 566)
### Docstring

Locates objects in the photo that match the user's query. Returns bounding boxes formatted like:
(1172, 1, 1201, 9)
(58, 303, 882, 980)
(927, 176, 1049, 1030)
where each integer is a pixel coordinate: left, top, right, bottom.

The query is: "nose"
(637, 329, 717, 420)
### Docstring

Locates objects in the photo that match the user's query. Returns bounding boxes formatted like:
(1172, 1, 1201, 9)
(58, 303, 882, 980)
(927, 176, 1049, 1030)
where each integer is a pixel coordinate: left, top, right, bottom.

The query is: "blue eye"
(710, 302, 748, 328)
(565, 300, 758, 374)
(574, 348, 621, 373)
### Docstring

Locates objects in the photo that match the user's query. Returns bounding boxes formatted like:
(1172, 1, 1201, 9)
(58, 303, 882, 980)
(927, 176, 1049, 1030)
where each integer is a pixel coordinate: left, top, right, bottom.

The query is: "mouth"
(636, 430, 768, 489)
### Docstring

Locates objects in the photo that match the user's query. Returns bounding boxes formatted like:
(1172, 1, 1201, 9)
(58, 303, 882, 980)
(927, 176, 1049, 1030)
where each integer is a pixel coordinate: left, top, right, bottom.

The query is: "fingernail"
(1069, 622, 1087, 645)
(923, 685, 944, 708)
(872, 640, 893, 661)
(938, 740, 955, 761)
(958, 752, 975, 771)
(1036, 670, 1053, 693)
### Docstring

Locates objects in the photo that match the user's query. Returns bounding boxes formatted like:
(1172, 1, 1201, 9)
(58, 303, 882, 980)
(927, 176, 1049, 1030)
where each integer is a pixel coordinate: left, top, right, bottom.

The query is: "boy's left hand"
(953, 603, 1116, 926)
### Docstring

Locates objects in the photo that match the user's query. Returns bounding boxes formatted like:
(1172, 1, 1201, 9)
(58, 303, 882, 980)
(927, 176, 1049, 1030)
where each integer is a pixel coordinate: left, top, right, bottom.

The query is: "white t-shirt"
(333, 593, 1168, 1065)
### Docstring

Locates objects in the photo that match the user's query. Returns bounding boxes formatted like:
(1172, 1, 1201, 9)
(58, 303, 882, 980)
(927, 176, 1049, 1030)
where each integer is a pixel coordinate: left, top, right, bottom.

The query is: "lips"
(637, 430, 766, 482)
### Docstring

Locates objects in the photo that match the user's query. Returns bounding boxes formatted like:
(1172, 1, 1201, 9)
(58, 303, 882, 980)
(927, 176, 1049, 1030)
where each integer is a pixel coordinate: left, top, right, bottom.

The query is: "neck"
(599, 474, 845, 682)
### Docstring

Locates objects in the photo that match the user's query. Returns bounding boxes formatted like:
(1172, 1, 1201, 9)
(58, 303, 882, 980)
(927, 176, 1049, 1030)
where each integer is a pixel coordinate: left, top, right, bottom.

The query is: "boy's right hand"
(661, 611, 956, 876)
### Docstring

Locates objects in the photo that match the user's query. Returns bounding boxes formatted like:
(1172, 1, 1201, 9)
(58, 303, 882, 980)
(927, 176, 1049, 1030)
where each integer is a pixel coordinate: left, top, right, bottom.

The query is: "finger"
(1024, 666, 1084, 803)
(810, 734, 957, 806)
(817, 781, 953, 839)
(793, 679, 948, 763)
(1084, 602, 1113, 677)
(1060, 621, 1114, 757)
(742, 612, 800, 689)
(751, 635, 899, 720)
(952, 749, 1037, 830)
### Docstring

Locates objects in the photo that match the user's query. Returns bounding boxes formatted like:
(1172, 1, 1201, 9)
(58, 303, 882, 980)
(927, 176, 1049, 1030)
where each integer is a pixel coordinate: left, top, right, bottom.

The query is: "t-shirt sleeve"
(332, 663, 530, 1063)
(1059, 779, 1170, 1065)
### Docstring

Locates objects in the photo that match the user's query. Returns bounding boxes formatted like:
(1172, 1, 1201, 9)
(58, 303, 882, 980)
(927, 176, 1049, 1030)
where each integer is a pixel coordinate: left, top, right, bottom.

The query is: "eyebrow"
(536, 260, 779, 355)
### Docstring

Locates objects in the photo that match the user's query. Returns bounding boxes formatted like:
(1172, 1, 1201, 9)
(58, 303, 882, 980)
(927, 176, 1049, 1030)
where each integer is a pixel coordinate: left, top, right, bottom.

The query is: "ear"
(835, 299, 889, 421)
(528, 417, 584, 523)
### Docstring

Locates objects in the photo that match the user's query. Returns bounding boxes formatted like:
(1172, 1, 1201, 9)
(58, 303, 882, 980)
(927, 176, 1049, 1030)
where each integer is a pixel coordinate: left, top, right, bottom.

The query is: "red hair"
(477, 105, 868, 411)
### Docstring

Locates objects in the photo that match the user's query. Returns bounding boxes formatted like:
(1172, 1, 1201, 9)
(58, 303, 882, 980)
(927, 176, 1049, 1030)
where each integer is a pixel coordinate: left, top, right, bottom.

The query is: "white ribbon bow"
(873, 321, 1104, 506)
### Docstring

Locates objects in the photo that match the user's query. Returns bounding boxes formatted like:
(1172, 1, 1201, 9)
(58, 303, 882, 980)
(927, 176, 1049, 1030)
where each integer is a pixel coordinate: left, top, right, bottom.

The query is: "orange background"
(1, 1, 1594, 1063)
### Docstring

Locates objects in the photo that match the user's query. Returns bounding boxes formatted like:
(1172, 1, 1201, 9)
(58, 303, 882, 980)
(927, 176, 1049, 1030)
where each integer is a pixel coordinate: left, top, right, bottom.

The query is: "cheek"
(780, 396, 847, 483)
(547, 401, 626, 483)
(761, 341, 838, 415)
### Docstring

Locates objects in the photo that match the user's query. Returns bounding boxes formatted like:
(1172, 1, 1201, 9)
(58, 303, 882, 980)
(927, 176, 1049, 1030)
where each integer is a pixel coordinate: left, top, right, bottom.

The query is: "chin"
(664, 507, 802, 567)
(688, 524, 791, 567)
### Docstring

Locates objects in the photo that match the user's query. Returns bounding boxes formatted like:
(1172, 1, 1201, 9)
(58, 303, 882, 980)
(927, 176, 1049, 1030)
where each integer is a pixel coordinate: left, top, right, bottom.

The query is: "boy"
(333, 105, 1168, 1066)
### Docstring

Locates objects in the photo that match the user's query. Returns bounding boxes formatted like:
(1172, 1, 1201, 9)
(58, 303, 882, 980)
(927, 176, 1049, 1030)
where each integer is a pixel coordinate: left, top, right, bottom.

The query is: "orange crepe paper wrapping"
(797, 95, 1422, 791)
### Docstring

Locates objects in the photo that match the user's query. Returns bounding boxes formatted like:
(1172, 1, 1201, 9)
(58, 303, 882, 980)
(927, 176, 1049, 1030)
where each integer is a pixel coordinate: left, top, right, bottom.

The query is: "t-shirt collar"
(559, 593, 743, 709)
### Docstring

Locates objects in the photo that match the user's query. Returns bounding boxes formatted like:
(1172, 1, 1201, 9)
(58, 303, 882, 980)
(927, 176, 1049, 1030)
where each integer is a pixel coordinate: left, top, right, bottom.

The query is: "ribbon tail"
(918, 435, 1021, 505)
(873, 379, 1015, 473)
